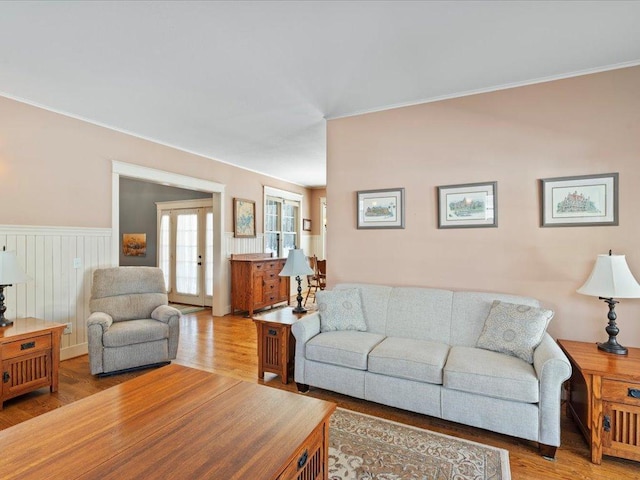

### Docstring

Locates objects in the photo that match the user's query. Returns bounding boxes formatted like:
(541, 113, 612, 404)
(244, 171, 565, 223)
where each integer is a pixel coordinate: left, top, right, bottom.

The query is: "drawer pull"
(629, 388, 640, 399)
(268, 329, 277, 336)
(297, 450, 308, 469)
(21, 341, 36, 350)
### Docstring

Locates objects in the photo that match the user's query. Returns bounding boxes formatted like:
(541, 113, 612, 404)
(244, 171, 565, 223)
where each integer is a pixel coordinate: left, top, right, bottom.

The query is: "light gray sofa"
(87, 267, 181, 376)
(292, 283, 571, 458)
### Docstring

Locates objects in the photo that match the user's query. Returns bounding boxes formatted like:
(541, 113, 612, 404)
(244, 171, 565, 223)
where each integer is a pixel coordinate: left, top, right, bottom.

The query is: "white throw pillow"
(317, 288, 367, 333)
(476, 300, 554, 364)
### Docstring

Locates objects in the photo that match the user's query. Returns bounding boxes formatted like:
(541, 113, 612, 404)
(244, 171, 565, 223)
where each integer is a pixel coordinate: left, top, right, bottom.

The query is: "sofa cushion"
(368, 337, 449, 384)
(443, 346, 539, 403)
(305, 331, 385, 370)
(317, 288, 367, 332)
(103, 319, 169, 348)
(476, 300, 553, 363)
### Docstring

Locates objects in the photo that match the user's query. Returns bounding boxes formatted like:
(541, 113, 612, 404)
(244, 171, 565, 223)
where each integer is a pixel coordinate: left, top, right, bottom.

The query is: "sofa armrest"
(86, 312, 113, 375)
(87, 312, 113, 332)
(533, 333, 572, 447)
(291, 312, 321, 385)
(151, 305, 182, 323)
(151, 305, 181, 359)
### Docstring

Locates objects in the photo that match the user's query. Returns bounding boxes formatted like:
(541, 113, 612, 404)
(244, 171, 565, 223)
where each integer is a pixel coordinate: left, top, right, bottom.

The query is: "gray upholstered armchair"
(87, 267, 181, 376)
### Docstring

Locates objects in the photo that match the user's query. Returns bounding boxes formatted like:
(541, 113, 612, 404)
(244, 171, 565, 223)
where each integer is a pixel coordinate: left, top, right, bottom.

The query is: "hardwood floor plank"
(0, 309, 638, 479)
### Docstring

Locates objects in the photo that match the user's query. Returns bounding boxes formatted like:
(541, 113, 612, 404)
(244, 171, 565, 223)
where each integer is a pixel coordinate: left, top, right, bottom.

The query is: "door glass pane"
(176, 212, 198, 295)
(159, 213, 171, 291)
(205, 211, 213, 297)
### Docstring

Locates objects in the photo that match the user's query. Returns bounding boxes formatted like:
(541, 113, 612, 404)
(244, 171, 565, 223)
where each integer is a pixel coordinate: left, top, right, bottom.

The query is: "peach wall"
(327, 66, 640, 347)
(0, 96, 311, 230)
(309, 188, 327, 236)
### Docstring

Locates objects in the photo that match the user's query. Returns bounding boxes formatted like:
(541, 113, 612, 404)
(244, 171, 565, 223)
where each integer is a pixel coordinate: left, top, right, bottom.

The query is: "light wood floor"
(1, 309, 638, 479)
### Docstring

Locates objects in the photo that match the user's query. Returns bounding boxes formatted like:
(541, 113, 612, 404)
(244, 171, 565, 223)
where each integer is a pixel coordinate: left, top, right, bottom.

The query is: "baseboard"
(61, 342, 88, 360)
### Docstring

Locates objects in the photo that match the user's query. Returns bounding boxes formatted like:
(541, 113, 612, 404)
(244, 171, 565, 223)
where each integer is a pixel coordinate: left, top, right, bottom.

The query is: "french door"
(157, 203, 213, 306)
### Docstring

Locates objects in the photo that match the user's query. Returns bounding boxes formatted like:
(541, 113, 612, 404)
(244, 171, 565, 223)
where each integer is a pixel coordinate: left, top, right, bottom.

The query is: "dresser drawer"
(278, 425, 324, 480)
(1, 334, 51, 359)
(602, 379, 640, 407)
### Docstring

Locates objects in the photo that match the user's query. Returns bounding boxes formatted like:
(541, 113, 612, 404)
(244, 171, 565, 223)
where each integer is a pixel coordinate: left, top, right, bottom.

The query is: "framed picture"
(233, 198, 256, 237)
(540, 173, 618, 227)
(302, 218, 311, 231)
(122, 233, 147, 256)
(357, 188, 405, 229)
(437, 181, 497, 229)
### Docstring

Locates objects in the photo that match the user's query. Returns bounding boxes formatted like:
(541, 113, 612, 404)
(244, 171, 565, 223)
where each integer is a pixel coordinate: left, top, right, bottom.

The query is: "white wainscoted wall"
(0, 226, 322, 361)
(0, 225, 113, 360)
(223, 233, 321, 260)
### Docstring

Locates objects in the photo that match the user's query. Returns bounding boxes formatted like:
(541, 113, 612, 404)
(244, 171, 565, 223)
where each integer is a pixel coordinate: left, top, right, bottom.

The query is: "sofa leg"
(296, 383, 309, 393)
(539, 444, 557, 460)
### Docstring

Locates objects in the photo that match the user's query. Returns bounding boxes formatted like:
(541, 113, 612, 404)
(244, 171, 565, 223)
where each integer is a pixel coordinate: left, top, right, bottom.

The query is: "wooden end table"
(253, 307, 312, 384)
(0, 318, 66, 410)
(558, 339, 640, 464)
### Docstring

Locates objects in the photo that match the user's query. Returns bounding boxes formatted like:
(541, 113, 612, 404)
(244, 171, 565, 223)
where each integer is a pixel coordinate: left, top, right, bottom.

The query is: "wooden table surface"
(0, 364, 336, 479)
(558, 339, 640, 381)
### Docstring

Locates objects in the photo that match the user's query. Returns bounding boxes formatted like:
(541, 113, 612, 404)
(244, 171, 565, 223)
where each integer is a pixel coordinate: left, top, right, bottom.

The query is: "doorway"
(112, 161, 227, 316)
(157, 200, 213, 307)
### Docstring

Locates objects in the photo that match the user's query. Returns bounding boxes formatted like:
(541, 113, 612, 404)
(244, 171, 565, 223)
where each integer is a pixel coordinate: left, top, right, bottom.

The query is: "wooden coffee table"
(0, 364, 336, 479)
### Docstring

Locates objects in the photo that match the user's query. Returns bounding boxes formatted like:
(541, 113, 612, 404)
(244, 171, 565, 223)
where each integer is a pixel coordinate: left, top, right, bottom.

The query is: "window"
(264, 187, 302, 258)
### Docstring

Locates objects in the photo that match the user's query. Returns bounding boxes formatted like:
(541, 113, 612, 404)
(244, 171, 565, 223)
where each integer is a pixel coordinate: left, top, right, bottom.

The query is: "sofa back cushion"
(90, 267, 168, 322)
(334, 283, 392, 334)
(450, 291, 541, 347)
(334, 283, 453, 342)
(385, 287, 454, 343)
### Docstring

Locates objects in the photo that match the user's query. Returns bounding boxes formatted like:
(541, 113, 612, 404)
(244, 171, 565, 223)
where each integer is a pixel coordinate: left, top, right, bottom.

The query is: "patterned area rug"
(329, 408, 511, 480)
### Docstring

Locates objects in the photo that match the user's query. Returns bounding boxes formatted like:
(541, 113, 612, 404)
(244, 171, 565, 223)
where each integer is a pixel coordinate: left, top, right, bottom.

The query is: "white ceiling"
(1, 1, 639, 187)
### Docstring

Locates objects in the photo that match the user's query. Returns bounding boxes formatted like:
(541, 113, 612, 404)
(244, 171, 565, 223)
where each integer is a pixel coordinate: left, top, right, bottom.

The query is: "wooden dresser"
(558, 339, 640, 464)
(230, 253, 290, 317)
(1, 318, 66, 409)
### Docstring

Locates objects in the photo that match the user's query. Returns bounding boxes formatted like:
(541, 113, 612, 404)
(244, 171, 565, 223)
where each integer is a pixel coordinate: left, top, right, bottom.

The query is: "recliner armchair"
(87, 267, 181, 376)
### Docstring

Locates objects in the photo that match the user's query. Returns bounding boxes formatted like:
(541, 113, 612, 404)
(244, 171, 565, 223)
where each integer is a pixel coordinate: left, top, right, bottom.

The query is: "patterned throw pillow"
(317, 288, 367, 333)
(476, 300, 554, 364)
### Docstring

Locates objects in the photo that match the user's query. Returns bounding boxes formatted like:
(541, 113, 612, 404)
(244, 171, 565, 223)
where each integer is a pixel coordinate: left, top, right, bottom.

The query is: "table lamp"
(577, 250, 640, 355)
(0, 249, 31, 327)
(279, 249, 314, 313)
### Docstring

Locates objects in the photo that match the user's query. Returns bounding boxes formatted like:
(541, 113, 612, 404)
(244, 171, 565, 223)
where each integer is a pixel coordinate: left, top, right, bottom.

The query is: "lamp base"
(598, 341, 628, 355)
(292, 305, 308, 314)
(0, 318, 14, 328)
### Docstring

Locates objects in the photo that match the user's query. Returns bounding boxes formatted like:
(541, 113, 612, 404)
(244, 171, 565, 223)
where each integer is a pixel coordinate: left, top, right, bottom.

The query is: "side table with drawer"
(253, 307, 312, 384)
(558, 339, 640, 464)
(1, 318, 66, 409)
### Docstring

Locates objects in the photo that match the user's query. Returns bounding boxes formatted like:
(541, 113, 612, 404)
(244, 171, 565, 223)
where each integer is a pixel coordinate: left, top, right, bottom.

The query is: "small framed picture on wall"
(356, 188, 405, 229)
(233, 198, 256, 238)
(437, 181, 498, 229)
(540, 173, 618, 227)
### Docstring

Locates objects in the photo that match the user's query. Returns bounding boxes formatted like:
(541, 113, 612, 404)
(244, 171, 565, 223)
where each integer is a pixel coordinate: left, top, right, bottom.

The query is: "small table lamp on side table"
(0, 248, 31, 327)
(577, 250, 640, 355)
(279, 249, 314, 314)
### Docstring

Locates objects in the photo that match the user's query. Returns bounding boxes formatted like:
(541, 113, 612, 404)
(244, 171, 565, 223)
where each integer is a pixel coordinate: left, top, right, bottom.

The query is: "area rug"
(169, 303, 205, 314)
(329, 408, 511, 480)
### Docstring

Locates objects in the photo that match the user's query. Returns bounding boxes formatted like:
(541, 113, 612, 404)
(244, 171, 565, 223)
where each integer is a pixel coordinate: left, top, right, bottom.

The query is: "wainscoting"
(0, 226, 322, 360)
(0, 225, 113, 360)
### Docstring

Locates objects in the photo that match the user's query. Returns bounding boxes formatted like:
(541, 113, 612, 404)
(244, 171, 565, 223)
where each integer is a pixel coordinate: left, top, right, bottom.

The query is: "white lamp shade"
(577, 254, 640, 298)
(279, 249, 314, 277)
(0, 251, 31, 285)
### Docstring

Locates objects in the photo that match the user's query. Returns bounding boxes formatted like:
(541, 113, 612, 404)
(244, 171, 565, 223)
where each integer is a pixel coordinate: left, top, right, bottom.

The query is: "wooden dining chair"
(304, 258, 326, 306)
